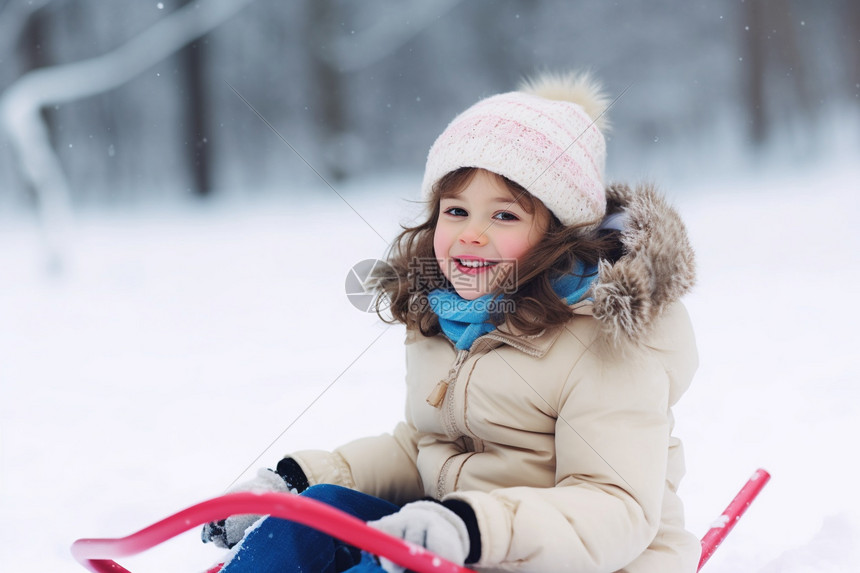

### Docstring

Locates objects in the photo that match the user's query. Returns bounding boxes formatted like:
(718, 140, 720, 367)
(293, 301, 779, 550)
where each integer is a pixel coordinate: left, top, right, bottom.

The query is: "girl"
(202, 72, 700, 573)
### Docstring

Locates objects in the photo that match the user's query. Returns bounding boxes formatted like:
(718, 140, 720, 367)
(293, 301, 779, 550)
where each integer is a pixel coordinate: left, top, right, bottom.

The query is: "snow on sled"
(70, 469, 770, 573)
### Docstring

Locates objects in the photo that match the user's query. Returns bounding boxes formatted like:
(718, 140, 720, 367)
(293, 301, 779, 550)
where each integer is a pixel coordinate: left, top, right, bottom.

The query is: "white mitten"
(201, 468, 291, 548)
(368, 501, 470, 573)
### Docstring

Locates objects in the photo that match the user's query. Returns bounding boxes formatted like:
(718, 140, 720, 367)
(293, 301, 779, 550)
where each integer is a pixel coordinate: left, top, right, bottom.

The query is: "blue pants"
(220, 484, 400, 573)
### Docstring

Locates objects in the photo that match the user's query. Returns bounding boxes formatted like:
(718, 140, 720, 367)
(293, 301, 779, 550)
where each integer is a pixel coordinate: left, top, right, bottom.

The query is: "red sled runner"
(71, 468, 771, 573)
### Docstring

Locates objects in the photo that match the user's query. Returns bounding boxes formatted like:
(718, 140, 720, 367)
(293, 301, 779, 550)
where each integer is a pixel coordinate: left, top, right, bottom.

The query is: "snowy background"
(2, 1, 860, 572)
(2, 155, 859, 572)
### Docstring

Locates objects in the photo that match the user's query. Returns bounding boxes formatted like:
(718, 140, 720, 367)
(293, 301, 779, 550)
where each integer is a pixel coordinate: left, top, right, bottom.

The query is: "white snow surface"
(1, 162, 859, 572)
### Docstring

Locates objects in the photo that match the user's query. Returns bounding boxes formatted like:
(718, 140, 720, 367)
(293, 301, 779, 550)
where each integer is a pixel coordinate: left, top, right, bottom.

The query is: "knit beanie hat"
(421, 71, 610, 227)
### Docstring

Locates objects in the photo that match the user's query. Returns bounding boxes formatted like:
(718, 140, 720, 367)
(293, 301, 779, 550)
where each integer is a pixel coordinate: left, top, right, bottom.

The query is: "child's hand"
(368, 501, 470, 572)
(200, 468, 293, 548)
(200, 513, 262, 549)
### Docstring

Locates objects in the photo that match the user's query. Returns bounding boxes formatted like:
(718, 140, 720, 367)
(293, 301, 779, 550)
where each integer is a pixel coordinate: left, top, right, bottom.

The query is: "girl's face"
(433, 170, 549, 300)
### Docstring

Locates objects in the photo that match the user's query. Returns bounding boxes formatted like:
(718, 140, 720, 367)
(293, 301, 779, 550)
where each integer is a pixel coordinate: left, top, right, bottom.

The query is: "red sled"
(71, 468, 770, 573)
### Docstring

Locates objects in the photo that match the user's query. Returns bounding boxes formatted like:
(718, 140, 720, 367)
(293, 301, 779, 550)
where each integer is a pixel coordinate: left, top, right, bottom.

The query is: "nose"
(459, 223, 488, 246)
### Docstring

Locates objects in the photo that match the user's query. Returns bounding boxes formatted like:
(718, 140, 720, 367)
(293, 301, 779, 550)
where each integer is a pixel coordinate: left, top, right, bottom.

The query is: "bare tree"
(0, 0, 257, 269)
(741, 0, 816, 145)
(307, 0, 464, 181)
(0, 0, 55, 69)
(840, 0, 860, 103)
(307, 0, 348, 182)
(744, 0, 767, 144)
(178, 0, 212, 197)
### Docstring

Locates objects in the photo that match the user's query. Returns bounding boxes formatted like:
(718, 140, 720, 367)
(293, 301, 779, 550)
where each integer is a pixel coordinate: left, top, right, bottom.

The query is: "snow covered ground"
(1, 161, 858, 572)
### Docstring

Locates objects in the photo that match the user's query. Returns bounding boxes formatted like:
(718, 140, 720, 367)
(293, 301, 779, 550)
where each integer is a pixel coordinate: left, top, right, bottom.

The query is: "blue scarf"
(428, 261, 598, 350)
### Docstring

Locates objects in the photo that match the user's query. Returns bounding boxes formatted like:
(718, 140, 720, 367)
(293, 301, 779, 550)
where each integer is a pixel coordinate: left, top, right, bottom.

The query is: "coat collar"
(423, 182, 696, 356)
(591, 183, 696, 345)
(465, 299, 593, 358)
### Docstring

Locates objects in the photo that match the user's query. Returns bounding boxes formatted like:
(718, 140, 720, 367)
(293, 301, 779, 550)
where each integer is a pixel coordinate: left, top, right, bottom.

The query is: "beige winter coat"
(292, 183, 701, 573)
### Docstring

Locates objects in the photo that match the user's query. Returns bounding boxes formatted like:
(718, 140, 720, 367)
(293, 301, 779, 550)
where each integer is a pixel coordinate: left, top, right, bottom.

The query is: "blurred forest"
(0, 0, 858, 210)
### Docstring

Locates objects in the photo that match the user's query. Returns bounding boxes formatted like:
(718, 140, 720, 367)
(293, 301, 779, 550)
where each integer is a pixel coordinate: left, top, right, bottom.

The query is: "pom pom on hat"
(421, 71, 609, 227)
(518, 70, 611, 132)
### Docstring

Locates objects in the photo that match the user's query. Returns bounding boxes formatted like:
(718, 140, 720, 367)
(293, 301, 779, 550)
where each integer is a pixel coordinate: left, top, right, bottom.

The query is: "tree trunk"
(18, 2, 52, 203)
(180, 33, 211, 197)
(743, 0, 768, 145)
(307, 0, 347, 182)
(770, 2, 815, 118)
(842, 0, 860, 102)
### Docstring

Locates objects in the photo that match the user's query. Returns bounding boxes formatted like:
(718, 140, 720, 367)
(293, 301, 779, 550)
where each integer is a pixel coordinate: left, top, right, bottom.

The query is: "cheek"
(499, 218, 547, 262)
(433, 225, 453, 259)
(433, 226, 453, 279)
(495, 232, 535, 262)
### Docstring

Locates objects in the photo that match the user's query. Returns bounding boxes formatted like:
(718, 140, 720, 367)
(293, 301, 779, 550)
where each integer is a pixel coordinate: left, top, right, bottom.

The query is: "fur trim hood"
(589, 182, 696, 345)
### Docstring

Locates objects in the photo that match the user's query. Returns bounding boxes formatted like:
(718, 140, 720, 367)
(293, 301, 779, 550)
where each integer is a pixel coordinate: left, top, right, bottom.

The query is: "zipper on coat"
(425, 349, 469, 408)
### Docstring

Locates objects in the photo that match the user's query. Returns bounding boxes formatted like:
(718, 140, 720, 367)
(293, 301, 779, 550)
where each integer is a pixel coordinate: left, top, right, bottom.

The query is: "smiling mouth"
(452, 258, 500, 276)
(455, 257, 498, 269)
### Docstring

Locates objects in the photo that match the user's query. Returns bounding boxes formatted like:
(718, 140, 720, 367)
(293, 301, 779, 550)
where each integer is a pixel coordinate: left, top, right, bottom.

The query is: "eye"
(443, 207, 468, 217)
(493, 211, 520, 221)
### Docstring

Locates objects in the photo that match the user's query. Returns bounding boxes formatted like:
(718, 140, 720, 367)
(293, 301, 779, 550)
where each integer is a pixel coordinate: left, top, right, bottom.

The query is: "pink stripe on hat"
(465, 96, 604, 176)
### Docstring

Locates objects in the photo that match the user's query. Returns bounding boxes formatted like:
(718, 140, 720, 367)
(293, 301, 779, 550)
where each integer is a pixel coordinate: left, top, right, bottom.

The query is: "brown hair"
(373, 168, 622, 336)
